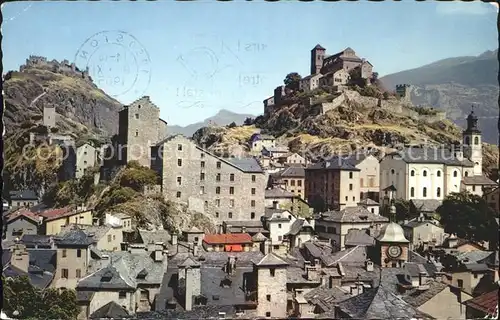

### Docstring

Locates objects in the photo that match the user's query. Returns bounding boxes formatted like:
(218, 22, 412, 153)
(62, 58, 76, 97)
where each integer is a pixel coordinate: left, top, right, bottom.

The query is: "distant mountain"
(380, 49, 499, 143)
(167, 109, 256, 137)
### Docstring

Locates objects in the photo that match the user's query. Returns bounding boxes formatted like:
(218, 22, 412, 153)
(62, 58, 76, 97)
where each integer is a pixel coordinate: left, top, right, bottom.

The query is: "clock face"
(387, 245, 402, 258)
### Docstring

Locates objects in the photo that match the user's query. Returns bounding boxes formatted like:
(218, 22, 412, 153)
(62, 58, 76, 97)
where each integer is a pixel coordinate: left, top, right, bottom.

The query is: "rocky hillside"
(193, 88, 498, 178)
(3, 58, 122, 137)
(380, 49, 499, 143)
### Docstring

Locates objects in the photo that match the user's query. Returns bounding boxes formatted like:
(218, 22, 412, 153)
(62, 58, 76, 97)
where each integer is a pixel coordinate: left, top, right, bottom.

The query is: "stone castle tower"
(255, 253, 289, 318)
(310, 44, 326, 75)
(462, 107, 482, 175)
(117, 96, 168, 167)
(396, 84, 411, 102)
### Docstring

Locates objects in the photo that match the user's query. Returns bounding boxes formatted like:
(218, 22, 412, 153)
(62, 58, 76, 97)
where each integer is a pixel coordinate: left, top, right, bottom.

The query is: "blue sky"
(2, 0, 498, 127)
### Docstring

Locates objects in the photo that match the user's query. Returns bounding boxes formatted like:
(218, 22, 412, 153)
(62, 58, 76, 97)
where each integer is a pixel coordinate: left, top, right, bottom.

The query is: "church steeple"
(465, 105, 481, 133)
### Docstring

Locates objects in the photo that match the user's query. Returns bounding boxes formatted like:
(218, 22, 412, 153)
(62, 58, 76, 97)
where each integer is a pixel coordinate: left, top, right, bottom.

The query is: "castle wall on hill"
(19, 55, 90, 80)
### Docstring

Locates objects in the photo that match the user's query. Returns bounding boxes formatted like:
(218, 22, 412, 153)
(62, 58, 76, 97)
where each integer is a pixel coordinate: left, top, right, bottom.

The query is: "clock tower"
(375, 222, 410, 268)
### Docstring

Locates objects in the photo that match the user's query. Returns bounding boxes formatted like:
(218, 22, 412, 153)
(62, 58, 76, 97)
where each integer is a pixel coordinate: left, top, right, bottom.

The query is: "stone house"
(76, 245, 168, 318)
(319, 69, 350, 88)
(9, 190, 39, 208)
(402, 217, 446, 250)
(263, 206, 296, 245)
(116, 96, 168, 167)
(314, 206, 388, 251)
(3, 209, 39, 241)
(449, 263, 494, 296)
(105, 213, 133, 232)
(52, 227, 94, 289)
(202, 233, 254, 252)
(461, 175, 497, 197)
(285, 219, 315, 248)
(222, 220, 269, 237)
(39, 207, 93, 235)
(60, 223, 123, 252)
(357, 198, 380, 215)
(271, 166, 306, 200)
(248, 133, 276, 153)
(261, 145, 289, 159)
(284, 153, 306, 166)
(264, 187, 312, 218)
(183, 226, 204, 246)
(484, 187, 499, 213)
(305, 156, 361, 212)
(76, 142, 97, 179)
(151, 135, 266, 225)
(299, 73, 323, 92)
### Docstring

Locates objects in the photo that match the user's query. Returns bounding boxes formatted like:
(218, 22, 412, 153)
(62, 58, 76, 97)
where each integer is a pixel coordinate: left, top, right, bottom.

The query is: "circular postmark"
(74, 30, 151, 101)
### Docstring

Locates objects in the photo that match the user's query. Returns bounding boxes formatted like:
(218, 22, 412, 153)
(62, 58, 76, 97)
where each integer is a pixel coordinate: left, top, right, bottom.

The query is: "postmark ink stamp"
(74, 30, 151, 101)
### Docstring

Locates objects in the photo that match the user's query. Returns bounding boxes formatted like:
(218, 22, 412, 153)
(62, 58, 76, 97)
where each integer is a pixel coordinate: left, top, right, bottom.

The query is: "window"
(108, 235, 112, 242)
(423, 187, 427, 198)
(278, 224, 282, 229)
(270, 268, 275, 277)
(216, 187, 221, 194)
(251, 188, 256, 195)
(291, 180, 295, 186)
(266, 294, 271, 301)
(76, 269, 81, 278)
(410, 187, 415, 197)
(135, 130, 139, 137)
(474, 136, 479, 145)
(77, 249, 81, 258)
(298, 180, 302, 187)
(411, 170, 415, 177)
(216, 199, 220, 207)
(423, 170, 427, 177)
(205, 201, 208, 208)
(177, 144, 183, 151)
(251, 212, 255, 219)
(230, 199, 235, 207)
(200, 153, 205, 158)
(216, 161, 221, 169)
(345, 196, 348, 201)
(230, 187, 234, 195)
(391, 169, 395, 174)
(177, 177, 182, 186)
(62, 269, 69, 279)
(119, 291, 127, 299)
(201, 161, 205, 168)
(228, 212, 233, 219)
(200, 186, 205, 194)
(473, 273, 478, 279)
(437, 170, 441, 177)
(465, 171, 469, 177)
(437, 187, 441, 197)
(353, 196, 355, 201)
(284, 180, 288, 185)
(176, 191, 181, 198)
(349, 172, 353, 179)
(465, 136, 470, 145)
(252, 175, 256, 182)
(215, 212, 219, 218)
(113, 235, 116, 240)
(216, 173, 221, 182)
(229, 174, 235, 182)
(200, 173, 205, 181)
(457, 279, 463, 288)
(371, 208, 375, 213)
(177, 159, 182, 167)
(349, 184, 353, 191)
(453, 170, 458, 177)
(266, 312, 271, 317)
(62, 249, 67, 258)
(251, 200, 255, 207)
(472, 186, 476, 192)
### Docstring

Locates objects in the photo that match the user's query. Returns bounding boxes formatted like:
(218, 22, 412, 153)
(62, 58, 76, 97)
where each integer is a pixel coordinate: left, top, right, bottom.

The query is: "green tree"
(283, 72, 302, 91)
(437, 191, 499, 250)
(119, 162, 158, 192)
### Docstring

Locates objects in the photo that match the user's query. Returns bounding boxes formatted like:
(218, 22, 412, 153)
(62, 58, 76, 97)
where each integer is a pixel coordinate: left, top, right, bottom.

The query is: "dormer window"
(137, 268, 148, 279)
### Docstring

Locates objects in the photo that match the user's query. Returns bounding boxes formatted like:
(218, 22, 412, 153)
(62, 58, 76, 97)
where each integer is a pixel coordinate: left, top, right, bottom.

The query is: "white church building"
(379, 108, 496, 203)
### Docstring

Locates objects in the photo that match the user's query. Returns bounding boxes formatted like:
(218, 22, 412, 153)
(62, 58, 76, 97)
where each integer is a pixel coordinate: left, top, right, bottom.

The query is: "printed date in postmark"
(74, 30, 151, 101)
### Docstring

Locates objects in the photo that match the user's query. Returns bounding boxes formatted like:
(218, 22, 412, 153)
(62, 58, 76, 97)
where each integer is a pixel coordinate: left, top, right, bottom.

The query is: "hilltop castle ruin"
(19, 55, 91, 80)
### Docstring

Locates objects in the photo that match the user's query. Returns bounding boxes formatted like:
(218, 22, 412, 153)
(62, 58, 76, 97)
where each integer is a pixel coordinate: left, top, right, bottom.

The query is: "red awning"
(225, 244, 243, 252)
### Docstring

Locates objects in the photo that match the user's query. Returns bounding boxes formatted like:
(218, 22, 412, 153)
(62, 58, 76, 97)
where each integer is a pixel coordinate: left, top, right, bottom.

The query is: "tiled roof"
(256, 252, 289, 267)
(60, 224, 111, 243)
(203, 233, 252, 245)
(462, 175, 497, 185)
(303, 286, 352, 311)
(314, 44, 326, 50)
(306, 156, 361, 171)
(138, 229, 171, 244)
(264, 187, 295, 198)
(403, 262, 438, 278)
(5, 209, 39, 224)
(54, 227, 94, 247)
(179, 256, 201, 268)
(403, 219, 442, 229)
(402, 281, 449, 308)
(344, 229, 375, 247)
(464, 263, 490, 272)
(410, 199, 442, 213)
(357, 198, 379, 206)
(28, 249, 57, 273)
(90, 301, 131, 319)
(226, 157, 263, 173)
(463, 289, 499, 315)
(76, 290, 95, 302)
(286, 219, 313, 236)
(20, 234, 53, 248)
(388, 147, 474, 166)
(456, 251, 496, 264)
(9, 190, 38, 200)
(279, 166, 305, 178)
(321, 246, 369, 267)
(184, 226, 203, 233)
(319, 206, 389, 223)
(251, 232, 268, 241)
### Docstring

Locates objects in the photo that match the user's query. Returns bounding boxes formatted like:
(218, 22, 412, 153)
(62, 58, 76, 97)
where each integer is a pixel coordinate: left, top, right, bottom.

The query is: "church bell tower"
(462, 106, 482, 176)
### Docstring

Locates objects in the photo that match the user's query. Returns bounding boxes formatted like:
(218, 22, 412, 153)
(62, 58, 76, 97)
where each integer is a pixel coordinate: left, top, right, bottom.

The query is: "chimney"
(419, 271, 426, 286)
(226, 225, 232, 234)
(171, 234, 178, 245)
(162, 249, 169, 271)
(273, 201, 279, 209)
(241, 226, 246, 234)
(193, 244, 199, 257)
(366, 259, 374, 272)
(263, 239, 271, 255)
(10, 244, 29, 272)
(306, 265, 319, 281)
(101, 254, 110, 268)
(153, 242, 163, 262)
(185, 267, 194, 311)
(403, 219, 408, 225)
(314, 258, 320, 267)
